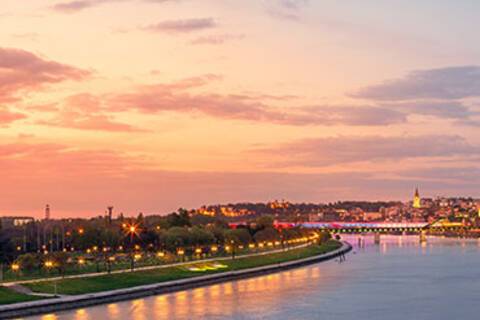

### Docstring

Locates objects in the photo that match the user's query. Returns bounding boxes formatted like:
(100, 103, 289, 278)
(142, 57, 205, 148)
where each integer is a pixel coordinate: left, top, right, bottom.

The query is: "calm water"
(25, 236, 480, 320)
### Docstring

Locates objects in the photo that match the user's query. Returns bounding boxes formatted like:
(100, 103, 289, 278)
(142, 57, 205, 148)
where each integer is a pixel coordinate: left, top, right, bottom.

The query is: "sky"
(1, 0, 479, 218)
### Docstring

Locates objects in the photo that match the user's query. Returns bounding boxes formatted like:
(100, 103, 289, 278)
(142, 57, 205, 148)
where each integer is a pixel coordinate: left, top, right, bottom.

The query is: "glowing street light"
(11, 264, 20, 272)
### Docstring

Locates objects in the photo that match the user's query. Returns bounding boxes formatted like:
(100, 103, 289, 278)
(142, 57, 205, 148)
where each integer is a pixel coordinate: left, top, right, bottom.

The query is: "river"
(24, 236, 480, 320)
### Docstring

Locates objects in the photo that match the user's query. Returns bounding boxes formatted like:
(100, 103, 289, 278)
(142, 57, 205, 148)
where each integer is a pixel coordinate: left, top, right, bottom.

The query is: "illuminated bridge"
(230, 220, 470, 233)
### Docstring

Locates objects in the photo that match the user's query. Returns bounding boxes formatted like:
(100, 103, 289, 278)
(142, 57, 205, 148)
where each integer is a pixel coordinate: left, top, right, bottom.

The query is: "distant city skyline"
(1, 1, 479, 217)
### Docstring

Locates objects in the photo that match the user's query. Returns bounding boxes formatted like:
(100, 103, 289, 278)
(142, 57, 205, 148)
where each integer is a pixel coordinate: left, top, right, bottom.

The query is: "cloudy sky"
(1, 0, 479, 217)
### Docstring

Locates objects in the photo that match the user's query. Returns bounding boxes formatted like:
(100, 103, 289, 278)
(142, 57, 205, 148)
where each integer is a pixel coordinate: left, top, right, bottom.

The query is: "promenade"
(0, 242, 352, 319)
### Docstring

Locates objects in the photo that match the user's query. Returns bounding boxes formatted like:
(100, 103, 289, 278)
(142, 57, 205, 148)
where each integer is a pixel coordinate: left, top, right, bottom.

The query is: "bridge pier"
(419, 230, 427, 243)
(374, 233, 381, 245)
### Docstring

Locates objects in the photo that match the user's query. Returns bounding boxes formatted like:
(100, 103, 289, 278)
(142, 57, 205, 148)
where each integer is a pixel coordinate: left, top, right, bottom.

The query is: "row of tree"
(0, 210, 322, 266)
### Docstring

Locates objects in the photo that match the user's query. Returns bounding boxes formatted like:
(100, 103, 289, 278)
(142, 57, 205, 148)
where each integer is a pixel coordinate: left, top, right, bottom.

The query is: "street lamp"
(11, 264, 20, 280)
(177, 248, 185, 262)
(211, 245, 218, 254)
(125, 224, 139, 272)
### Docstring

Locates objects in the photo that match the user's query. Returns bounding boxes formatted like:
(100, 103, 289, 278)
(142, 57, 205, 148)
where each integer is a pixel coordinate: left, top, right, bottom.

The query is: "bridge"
(229, 220, 470, 233)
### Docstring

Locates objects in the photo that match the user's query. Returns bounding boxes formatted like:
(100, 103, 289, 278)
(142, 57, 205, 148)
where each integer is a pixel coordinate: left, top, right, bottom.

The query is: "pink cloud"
(0, 47, 90, 103)
(144, 18, 217, 34)
(35, 93, 146, 132)
(107, 78, 404, 126)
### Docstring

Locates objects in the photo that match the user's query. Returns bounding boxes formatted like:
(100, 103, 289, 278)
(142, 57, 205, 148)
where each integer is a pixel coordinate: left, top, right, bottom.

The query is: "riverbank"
(0, 287, 44, 305)
(0, 241, 351, 319)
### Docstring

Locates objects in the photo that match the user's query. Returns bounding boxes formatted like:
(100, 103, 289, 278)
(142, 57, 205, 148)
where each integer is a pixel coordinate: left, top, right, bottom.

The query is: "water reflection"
(28, 236, 480, 320)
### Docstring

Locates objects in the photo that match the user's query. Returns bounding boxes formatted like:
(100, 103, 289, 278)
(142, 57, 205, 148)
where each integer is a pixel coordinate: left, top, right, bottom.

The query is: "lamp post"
(126, 224, 138, 271)
(11, 263, 20, 280)
(44, 260, 58, 296)
(177, 248, 185, 262)
(230, 240, 235, 259)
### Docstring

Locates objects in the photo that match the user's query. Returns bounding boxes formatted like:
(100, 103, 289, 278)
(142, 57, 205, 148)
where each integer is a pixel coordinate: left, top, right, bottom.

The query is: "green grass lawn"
(0, 249, 254, 283)
(25, 240, 341, 296)
(0, 287, 45, 305)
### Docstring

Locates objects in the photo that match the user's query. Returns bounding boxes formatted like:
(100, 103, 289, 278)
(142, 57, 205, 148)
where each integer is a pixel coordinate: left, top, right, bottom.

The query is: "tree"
(256, 215, 274, 229)
(164, 227, 192, 251)
(254, 227, 279, 243)
(225, 229, 252, 245)
(190, 227, 215, 246)
(15, 253, 40, 272)
(166, 210, 191, 228)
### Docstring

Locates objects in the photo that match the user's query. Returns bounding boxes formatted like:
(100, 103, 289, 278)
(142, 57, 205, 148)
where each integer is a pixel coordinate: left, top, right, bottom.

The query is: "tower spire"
(413, 187, 421, 209)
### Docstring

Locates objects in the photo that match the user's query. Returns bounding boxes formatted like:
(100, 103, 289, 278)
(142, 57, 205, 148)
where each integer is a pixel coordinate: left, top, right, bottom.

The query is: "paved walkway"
(3, 243, 309, 286)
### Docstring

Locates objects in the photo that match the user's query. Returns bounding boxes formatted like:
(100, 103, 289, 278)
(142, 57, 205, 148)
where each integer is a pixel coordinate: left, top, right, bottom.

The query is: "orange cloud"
(0, 106, 26, 125)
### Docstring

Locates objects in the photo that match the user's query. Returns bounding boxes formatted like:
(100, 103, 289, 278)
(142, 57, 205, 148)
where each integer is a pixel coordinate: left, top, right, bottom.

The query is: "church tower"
(413, 187, 421, 209)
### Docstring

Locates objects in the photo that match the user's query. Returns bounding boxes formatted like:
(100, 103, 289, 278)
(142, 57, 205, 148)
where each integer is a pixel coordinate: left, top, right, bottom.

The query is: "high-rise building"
(413, 188, 421, 209)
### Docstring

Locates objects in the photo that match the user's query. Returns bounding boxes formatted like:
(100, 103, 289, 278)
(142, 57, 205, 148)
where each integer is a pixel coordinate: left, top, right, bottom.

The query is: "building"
(0, 216, 34, 229)
(413, 187, 421, 209)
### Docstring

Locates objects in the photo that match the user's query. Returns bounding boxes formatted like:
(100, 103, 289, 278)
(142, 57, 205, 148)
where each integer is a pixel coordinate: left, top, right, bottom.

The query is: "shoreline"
(0, 242, 352, 319)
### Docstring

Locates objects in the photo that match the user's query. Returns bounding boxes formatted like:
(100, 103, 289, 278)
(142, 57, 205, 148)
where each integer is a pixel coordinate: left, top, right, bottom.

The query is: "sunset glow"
(1, 1, 479, 217)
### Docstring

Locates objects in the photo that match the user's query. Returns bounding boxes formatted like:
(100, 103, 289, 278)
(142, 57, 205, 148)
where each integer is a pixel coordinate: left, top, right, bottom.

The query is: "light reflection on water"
(26, 236, 480, 320)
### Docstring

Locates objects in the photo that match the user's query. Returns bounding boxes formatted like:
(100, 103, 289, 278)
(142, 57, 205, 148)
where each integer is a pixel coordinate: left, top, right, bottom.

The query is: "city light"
(195, 248, 202, 255)
(157, 252, 165, 258)
(211, 245, 218, 252)
(11, 264, 20, 271)
(45, 261, 54, 268)
(78, 258, 85, 265)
